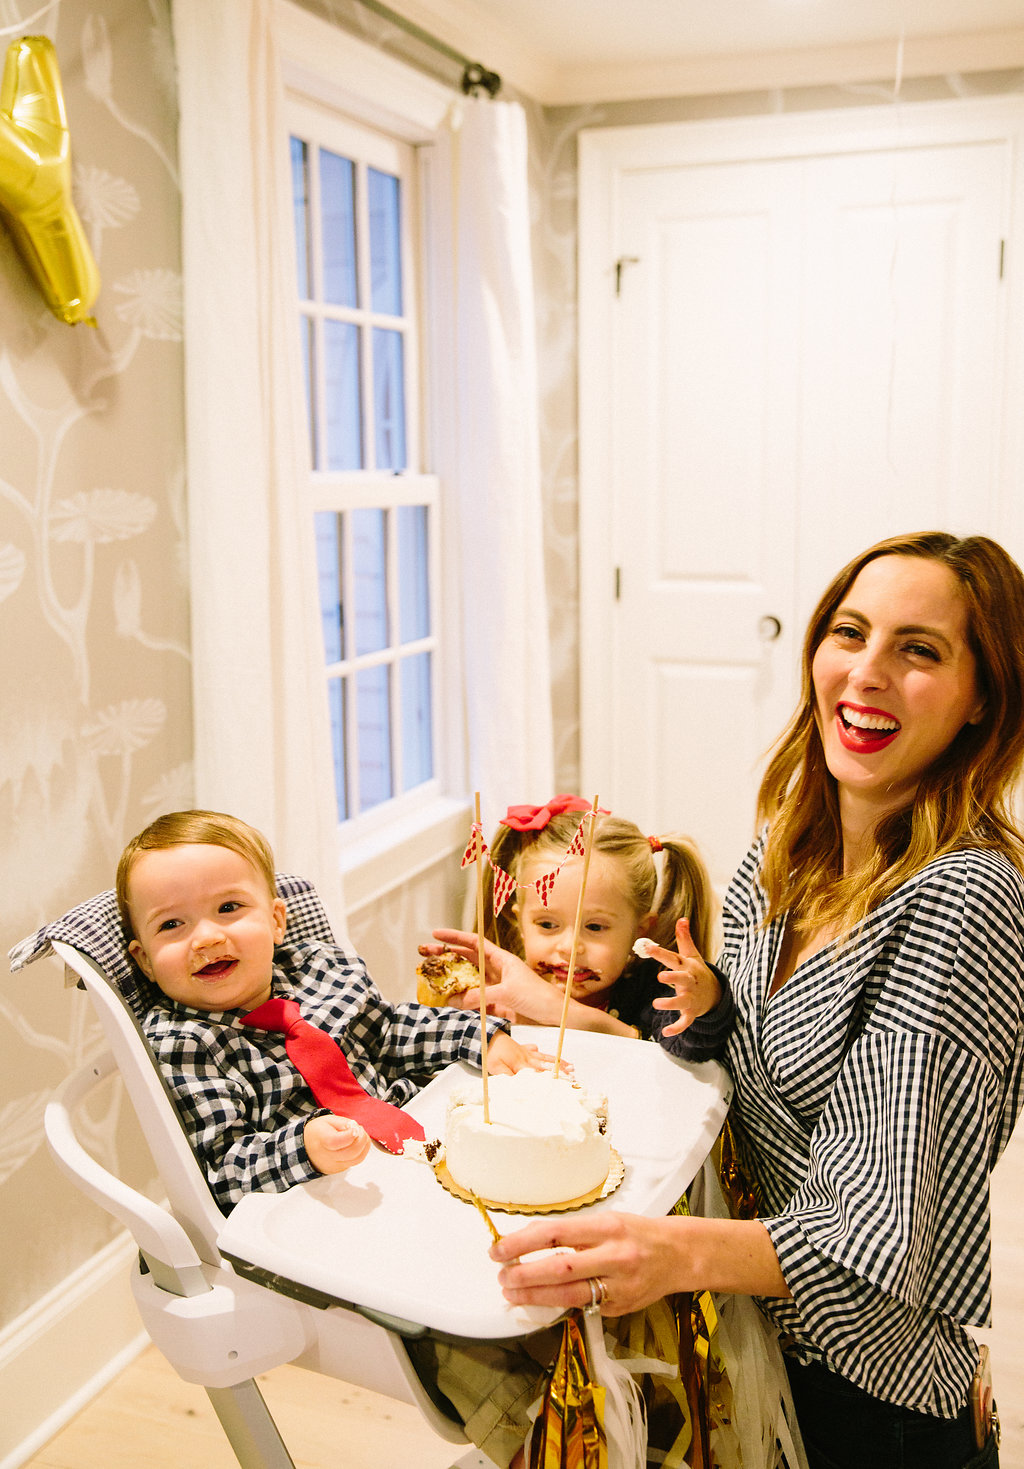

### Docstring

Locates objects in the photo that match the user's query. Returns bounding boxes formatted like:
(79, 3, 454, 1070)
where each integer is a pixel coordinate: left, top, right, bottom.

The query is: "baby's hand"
(304, 1114, 371, 1175)
(647, 918, 722, 1036)
(485, 1031, 550, 1075)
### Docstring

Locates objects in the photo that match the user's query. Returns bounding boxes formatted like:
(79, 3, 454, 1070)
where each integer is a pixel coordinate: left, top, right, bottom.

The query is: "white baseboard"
(0, 1233, 148, 1469)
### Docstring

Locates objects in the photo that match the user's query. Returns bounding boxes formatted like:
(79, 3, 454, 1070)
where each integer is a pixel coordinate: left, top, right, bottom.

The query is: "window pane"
(327, 676, 348, 821)
(373, 327, 406, 470)
(293, 104, 428, 831)
(314, 511, 343, 663)
(400, 652, 433, 790)
(320, 149, 357, 307)
(397, 505, 429, 641)
(300, 315, 316, 467)
(357, 665, 392, 810)
(368, 167, 402, 315)
(351, 507, 388, 656)
(324, 321, 362, 470)
(290, 136, 311, 300)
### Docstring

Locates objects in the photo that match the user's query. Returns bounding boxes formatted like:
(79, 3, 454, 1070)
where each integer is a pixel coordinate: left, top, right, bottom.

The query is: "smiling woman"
(810, 554, 988, 862)
(761, 530, 1024, 932)
(486, 531, 1024, 1469)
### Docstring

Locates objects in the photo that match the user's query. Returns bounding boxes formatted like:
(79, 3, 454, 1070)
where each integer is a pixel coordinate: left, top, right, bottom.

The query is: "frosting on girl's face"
(515, 853, 645, 1006)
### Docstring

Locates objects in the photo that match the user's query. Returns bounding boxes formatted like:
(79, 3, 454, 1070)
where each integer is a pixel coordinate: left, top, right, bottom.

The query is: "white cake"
(444, 1069, 610, 1207)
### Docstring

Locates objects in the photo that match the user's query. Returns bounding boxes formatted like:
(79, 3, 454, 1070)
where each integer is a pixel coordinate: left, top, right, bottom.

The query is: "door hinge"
(1000, 239, 1005, 280)
(614, 257, 640, 295)
(614, 567, 621, 600)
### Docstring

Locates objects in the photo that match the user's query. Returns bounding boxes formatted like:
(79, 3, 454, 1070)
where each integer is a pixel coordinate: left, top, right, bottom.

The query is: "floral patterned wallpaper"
(0, 0, 187, 1329)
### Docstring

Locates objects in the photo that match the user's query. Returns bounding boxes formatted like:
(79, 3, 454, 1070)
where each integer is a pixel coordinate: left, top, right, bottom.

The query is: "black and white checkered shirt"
(143, 938, 510, 1210)
(720, 833, 1024, 1419)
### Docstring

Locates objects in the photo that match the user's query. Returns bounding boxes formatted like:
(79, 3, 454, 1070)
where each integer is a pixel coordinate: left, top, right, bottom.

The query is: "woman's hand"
(423, 929, 640, 1037)
(425, 929, 570, 1027)
(649, 918, 723, 1036)
(489, 1210, 790, 1312)
(489, 1211, 689, 1317)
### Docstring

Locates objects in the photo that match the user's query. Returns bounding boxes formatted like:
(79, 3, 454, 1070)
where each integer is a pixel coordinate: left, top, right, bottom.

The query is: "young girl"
(413, 799, 800, 1468)
(423, 798, 725, 1041)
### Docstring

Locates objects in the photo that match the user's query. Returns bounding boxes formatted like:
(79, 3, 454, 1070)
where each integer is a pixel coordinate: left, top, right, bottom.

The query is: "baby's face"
(127, 844, 287, 1012)
(515, 853, 647, 1006)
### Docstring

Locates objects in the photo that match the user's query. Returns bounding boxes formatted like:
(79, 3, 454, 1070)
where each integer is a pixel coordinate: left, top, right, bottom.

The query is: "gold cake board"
(434, 1147, 624, 1215)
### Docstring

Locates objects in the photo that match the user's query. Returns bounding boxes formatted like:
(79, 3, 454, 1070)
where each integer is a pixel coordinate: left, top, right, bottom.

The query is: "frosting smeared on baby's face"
(127, 844, 287, 1012)
(515, 853, 645, 1006)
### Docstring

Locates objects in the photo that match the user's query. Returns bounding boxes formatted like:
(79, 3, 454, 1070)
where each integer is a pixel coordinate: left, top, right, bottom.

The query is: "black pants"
(785, 1357, 999, 1469)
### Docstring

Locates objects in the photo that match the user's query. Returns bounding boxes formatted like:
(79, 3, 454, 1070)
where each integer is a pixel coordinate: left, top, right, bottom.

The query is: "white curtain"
(174, 0, 553, 916)
(432, 97, 556, 832)
(171, 0, 349, 941)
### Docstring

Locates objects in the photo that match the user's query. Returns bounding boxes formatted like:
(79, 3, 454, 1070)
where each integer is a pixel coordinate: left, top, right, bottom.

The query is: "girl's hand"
(304, 1115, 371, 1175)
(649, 918, 723, 1036)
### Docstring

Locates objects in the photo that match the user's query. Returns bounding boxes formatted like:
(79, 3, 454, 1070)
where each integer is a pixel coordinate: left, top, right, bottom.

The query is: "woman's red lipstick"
(835, 702, 900, 753)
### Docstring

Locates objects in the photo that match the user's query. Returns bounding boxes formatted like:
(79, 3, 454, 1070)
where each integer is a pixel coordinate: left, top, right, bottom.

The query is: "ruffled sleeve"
(761, 849, 1024, 1328)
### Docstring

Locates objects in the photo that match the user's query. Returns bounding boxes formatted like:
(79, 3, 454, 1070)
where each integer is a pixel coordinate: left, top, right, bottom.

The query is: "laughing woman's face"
(812, 555, 986, 824)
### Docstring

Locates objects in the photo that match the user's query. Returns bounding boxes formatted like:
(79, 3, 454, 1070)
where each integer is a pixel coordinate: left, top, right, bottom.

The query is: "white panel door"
(607, 158, 804, 886)
(580, 113, 1013, 893)
(795, 142, 1007, 633)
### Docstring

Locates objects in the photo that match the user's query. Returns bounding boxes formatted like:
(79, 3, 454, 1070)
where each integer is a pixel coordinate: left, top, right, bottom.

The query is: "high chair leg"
(205, 1379, 296, 1468)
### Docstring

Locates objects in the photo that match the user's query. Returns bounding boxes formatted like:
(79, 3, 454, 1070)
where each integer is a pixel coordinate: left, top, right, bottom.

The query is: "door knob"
(758, 615, 782, 642)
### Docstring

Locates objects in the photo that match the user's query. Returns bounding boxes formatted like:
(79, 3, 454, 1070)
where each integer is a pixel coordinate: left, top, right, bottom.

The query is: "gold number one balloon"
(0, 35, 100, 326)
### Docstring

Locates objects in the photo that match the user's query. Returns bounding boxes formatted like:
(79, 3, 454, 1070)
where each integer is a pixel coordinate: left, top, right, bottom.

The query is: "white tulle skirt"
(684, 1154, 807, 1469)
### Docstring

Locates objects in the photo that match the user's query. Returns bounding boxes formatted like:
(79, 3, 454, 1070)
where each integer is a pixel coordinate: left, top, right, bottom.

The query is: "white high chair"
(10, 877, 479, 1469)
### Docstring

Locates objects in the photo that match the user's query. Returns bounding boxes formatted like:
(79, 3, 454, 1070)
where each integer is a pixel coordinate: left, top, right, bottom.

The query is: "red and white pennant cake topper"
(461, 815, 595, 916)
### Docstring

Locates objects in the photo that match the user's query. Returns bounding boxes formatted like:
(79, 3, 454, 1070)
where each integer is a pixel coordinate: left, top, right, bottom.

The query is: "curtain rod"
(351, 0, 502, 95)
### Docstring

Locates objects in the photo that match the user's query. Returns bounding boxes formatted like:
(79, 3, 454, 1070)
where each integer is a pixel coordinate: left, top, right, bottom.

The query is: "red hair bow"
(501, 795, 606, 832)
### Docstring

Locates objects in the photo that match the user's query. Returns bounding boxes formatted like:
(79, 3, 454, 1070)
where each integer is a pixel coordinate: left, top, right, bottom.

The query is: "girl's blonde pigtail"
(649, 834, 717, 957)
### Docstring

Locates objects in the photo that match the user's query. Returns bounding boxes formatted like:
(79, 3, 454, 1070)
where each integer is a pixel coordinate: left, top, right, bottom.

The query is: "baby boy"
(118, 809, 534, 1209)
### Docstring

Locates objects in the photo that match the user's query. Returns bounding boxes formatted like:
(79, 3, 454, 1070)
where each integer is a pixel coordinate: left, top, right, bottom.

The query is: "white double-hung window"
(288, 104, 438, 831)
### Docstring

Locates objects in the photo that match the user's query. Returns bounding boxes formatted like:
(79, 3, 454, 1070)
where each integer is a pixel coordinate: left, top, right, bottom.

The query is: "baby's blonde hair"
(484, 811, 715, 959)
(116, 810, 277, 937)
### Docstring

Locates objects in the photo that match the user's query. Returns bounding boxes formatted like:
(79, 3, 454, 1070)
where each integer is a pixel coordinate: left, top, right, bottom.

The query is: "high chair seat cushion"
(8, 873, 335, 1023)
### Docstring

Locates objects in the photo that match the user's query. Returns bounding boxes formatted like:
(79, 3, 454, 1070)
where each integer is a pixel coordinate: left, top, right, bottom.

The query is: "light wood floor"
(21, 1346, 480, 1469)
(23, 1129, 1024, 1468)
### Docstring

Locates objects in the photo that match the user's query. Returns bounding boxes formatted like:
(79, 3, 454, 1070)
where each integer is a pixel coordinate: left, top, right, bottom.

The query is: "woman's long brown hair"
(757, 531, 1024, 935)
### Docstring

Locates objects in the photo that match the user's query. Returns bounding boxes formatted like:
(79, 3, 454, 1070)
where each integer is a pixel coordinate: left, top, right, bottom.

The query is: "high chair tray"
(217, 1027, 731, 1340)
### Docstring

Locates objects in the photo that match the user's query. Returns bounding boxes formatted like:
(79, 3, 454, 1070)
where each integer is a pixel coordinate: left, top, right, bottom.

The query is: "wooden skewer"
(554, 795, 601, 1072)
(474, 792, 490, 1125)
(470, 1190, 502, 1244)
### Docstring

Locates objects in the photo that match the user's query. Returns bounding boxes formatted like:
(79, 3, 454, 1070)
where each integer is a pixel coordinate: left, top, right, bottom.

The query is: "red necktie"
(241, 996, 425, 1155)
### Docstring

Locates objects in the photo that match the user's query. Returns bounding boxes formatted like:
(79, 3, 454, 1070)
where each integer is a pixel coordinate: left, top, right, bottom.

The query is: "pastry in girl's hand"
(416, 951, 480, 1006)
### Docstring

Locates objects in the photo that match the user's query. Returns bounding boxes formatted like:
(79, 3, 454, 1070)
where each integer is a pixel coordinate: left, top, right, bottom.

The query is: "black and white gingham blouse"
(719, 833, 1024, 1418)
(143, 938, 510, 1210)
